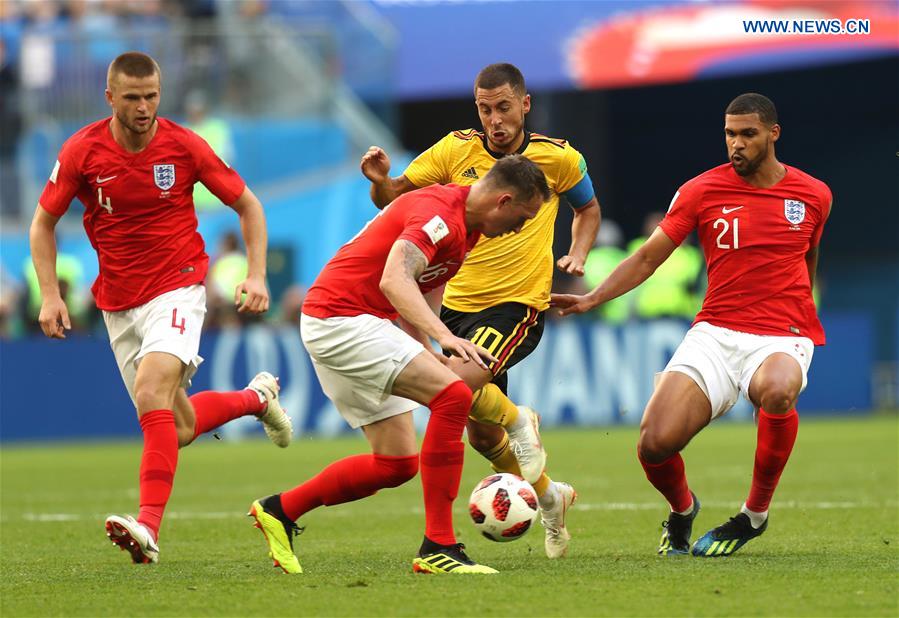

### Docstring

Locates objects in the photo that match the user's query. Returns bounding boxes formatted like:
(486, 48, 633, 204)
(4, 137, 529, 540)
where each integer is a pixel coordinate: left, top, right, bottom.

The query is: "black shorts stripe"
(440, 303, 545, 382)
(492, 307, 540, 372)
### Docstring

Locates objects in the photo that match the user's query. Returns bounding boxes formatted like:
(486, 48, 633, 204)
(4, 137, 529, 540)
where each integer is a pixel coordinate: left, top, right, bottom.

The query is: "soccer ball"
(468, 473, 539, 542)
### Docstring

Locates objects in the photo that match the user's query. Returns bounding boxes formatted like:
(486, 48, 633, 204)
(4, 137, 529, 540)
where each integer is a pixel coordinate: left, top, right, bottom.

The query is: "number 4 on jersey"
(97, 187, 113, 214)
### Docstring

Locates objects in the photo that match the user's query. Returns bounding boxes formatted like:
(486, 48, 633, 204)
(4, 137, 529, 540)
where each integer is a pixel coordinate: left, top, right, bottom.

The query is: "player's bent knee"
(374, 453, 419, 488)
(431, 380, 473, 417)
(759, 388, 796, 414)
(134, 386, 172, 416)
(637, 428, 680, 463)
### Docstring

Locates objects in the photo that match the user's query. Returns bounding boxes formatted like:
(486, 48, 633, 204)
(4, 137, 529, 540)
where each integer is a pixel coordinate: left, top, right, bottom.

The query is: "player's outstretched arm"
(551, 227, 678, 316)
(557, 197, 601, 276)
(228, 186, 270, 314)
(29, 205, 71, 338)
(380, 240, 496, 369)
(360, 146, 418, 210)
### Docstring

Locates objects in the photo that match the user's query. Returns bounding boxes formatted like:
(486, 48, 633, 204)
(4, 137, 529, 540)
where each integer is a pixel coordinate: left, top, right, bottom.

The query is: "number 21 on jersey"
(713, 216, 739, 249)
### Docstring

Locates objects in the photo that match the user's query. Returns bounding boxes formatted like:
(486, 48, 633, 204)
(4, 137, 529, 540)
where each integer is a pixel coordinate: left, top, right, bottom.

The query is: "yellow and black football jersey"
(404, 130, 593, 312)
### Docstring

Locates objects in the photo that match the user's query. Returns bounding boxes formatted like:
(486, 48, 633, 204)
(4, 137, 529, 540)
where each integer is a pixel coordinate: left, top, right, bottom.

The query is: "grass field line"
(12, 499, 897, 523)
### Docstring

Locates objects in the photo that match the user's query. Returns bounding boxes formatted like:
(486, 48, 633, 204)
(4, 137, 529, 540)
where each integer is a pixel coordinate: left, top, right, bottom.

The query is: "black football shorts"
(440, 302, 545, 394)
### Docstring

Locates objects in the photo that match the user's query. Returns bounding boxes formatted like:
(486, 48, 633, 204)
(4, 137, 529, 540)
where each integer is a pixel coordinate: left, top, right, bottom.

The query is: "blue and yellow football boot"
(692, 512, 767, 557)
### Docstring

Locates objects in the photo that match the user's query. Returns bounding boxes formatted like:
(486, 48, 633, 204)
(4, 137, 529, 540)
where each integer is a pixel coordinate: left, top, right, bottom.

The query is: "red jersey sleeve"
(810, 184, 832, 248)
(397, 209, 458, 264)
(190, 131, 246, 206)
(659, 180, 702, 245)
(39, 139, 84, 217)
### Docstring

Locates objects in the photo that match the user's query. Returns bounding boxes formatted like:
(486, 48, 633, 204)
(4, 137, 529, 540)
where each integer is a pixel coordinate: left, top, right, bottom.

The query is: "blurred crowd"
(0, 215, 707, 340)
(0, 0, 269, 26)
(0, 1, 709, 340)
(0, 0, 272, 220)
(0, 228, 309, 339)
(573, 214, 704, 324)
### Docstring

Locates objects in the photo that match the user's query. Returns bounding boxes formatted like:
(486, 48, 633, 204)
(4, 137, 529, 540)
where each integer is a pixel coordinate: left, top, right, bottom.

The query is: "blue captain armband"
(563, 172, 595, 209)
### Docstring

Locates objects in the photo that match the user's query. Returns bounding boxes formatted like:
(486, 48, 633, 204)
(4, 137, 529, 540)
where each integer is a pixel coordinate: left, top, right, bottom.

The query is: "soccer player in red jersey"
(248, 155, 551, 574)
(552, 93, 831, 557)
(360, 64, 599, 559)
(29, 52, 293, 564)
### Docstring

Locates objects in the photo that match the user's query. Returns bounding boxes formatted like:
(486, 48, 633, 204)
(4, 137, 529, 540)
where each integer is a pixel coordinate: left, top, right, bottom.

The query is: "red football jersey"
(660, 163, 831, 344)
(303, 184, 480, 320)
(39, 117, 246, 311)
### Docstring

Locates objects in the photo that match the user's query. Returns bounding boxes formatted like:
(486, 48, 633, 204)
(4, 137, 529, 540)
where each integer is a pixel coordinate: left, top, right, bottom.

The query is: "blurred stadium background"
(0, 0, 897, 442)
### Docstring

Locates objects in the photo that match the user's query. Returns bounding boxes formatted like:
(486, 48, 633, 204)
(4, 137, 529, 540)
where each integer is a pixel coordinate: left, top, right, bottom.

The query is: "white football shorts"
(300, 312, 425, 429)
(103, 284, 206, 406)
(661, 321, 814, 420)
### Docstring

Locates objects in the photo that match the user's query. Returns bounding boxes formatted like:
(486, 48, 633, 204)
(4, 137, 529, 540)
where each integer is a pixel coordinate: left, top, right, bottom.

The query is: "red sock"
(281, 453, 419, 521)
(420, 381, 472, 546)
(746, 408, 799, 512)
(639, 449, 693, 513)
(137, 409, 179, 540)
(189, 389, 265, 440)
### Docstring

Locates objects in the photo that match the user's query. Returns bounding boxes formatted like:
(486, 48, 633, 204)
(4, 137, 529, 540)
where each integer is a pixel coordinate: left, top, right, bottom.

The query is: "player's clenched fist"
(360, 146, 391, 184)
(556, 254, 586, 277)
(38, 296, 71, 339)
(235, 275, 270, 314)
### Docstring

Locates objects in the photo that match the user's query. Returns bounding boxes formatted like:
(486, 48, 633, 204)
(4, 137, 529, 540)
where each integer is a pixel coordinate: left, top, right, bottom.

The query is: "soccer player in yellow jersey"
(361, 63, 601, 558)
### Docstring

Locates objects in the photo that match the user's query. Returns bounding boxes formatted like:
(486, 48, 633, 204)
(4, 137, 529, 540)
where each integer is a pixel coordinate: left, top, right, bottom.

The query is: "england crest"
(153, 164, 176, 190)
(784, 199, 805, 225)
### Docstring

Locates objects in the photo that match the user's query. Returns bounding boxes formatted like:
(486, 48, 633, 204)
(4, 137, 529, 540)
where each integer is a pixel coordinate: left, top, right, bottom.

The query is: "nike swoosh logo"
(96, 175, 117, 184)
(721, 206, 743, 214)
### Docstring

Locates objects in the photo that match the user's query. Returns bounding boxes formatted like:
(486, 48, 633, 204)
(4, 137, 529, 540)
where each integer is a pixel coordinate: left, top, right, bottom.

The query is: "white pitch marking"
(572, 500, 898, 511)
(15, 500, 897, 523)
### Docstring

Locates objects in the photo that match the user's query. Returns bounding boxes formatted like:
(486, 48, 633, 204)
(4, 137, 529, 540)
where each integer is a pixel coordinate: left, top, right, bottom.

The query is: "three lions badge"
(784, 199, 805, 225)
(153, 164, 176, 190)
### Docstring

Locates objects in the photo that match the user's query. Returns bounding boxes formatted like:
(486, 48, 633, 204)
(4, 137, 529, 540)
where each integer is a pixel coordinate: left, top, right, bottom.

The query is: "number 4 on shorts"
(171, 308, 186, 334)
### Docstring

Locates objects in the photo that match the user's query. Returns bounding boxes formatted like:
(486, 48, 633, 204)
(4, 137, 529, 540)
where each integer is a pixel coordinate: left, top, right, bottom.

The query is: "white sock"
(674, 499, 694, 517)
(538, 482, 560, 511)
(741, 503, 768, 529)
(248, 388, 267, 407)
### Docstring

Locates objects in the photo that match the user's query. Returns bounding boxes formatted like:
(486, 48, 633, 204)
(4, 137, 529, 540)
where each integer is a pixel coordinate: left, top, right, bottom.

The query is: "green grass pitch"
(2, 415, 897, 617)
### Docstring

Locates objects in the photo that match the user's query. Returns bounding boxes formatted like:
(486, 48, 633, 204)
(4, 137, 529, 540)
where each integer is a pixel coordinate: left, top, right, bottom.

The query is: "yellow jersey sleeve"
(403, 132, 456, 187)
(556, 143, 589, 196)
